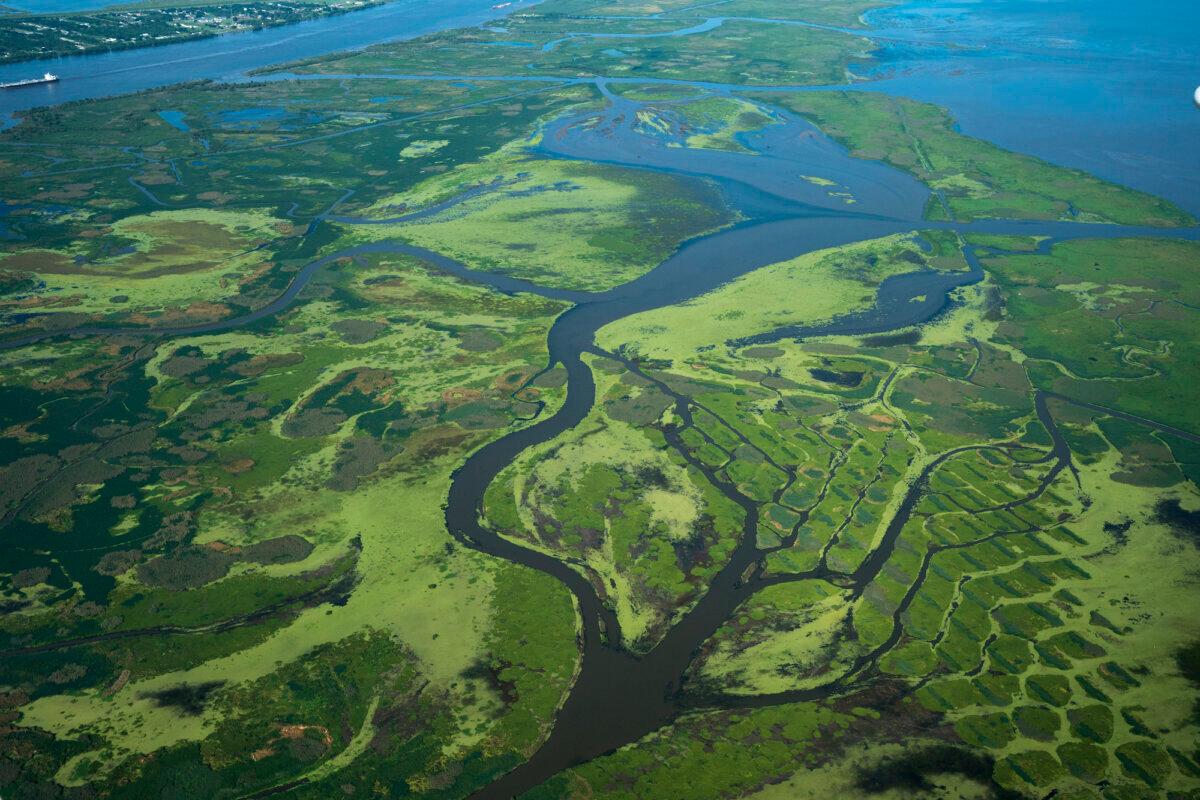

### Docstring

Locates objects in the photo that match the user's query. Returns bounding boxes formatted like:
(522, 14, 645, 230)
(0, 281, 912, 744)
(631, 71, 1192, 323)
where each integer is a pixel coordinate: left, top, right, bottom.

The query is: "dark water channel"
(4, 69, 1198, 799)
(0, 0, 1195, 791)
(435, 98, 1199, 797)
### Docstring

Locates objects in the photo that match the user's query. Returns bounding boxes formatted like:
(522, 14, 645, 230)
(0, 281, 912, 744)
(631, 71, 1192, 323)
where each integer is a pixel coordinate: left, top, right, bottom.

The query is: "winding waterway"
(437, 93, 1200, 799)
(2, 69, 1196, 800)
(3, 1, 1199, 796)
(6, 86, 1168, 793)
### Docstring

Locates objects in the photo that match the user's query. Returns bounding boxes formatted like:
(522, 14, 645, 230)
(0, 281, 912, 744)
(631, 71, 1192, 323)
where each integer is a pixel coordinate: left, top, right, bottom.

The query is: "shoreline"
(0, 0, 390, 67)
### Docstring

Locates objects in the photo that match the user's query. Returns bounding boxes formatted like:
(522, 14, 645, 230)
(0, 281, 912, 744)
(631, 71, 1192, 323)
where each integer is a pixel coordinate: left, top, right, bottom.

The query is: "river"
(4, 0, 1197, 215)
(3, 0, 1197, 218)
(2, 0, 1198, 796)
(440, 90, 1199, 799)
(5, 74, 1193, 796)
(0, 0, 541, 126)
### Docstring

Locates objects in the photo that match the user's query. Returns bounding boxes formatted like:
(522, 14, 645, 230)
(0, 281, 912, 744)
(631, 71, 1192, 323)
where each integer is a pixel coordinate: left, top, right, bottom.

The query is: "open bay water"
(0, 0, 539, 125)
(2, 0, 1196, 215)
(861, 0, 1200, 215)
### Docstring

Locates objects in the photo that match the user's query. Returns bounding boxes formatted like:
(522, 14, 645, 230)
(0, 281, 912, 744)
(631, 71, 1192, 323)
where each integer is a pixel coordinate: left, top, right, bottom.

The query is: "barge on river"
(1, 73, 59, 89)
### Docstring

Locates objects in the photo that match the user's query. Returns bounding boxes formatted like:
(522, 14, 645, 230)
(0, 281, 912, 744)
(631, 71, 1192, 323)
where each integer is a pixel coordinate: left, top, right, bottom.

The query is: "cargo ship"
(0, 73, 59, 90)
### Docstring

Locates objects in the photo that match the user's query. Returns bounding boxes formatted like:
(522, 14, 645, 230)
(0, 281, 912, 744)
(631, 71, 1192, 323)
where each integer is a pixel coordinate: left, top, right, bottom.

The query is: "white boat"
(0, 73, 60, 90)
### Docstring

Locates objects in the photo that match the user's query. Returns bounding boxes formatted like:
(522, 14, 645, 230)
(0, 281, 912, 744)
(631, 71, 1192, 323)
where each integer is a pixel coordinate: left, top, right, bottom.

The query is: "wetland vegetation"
(0, 0, 1198, 798)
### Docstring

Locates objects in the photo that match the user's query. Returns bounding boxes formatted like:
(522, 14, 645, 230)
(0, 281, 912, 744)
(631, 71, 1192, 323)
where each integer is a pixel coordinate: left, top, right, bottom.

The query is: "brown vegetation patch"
(278, 724, 333, 747)
(458, 327, 504, 352)
(331, 318, 389, 344)
(0, 454, 59, 518)
(11, 567, 50, 589)
(0, 250, 75, 273)
(222, 458, 255, 474)
(95, 549, 142, 577)
(228, 352, 303, 377)
(160, 353, 211, 378)
(494, 369, 532, 391)
(406, 425, 471, 465)
(606, 387, 673, 426)
(103, 669, 131, 697)
(250, 746, 276, 762)
(135, 173, 177, 186)
(136, 546, 236, 590)
(442, 387, 483, 407)
(865, 413, 896, 431)
(283, 407, 347, 438)
(48, 664, 87, 685)
(742, 346, 784, 359)
(133, 302, 231, 325)
(196, 191, 235, 204)
(347, 368, 394, 395)
(243, 535, 315, 565)
(533, 367, 568, 388)
(328, 437, 399, 491)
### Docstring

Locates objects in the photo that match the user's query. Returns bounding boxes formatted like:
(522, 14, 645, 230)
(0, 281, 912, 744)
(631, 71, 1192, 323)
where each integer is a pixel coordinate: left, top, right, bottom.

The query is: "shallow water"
(156, 109, 189, 131)
(861, 0, 1200, 215)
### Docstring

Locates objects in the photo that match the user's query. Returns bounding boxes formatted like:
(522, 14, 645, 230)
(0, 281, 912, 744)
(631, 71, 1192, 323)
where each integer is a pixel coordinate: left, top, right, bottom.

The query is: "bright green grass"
(598, 233, 937, 360)
(771, 92, 1193, 227)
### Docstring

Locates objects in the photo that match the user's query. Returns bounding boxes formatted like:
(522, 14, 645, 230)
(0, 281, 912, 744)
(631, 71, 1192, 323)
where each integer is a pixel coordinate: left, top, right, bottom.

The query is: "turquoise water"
(218, 106, 288, 123)
(156, 110, 189, 131)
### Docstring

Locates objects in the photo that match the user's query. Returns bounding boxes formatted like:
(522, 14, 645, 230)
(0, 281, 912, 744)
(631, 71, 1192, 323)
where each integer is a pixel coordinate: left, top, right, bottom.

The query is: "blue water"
(211, 105, 330, 130)
(218, 106, 287, 123)
(0, 200, 22, 241)
(861, 0, 1200, 215)
(540, 16, 723, 53)
(156, 109, 189, 131)
(4, 0, 123, 11)
(0, 0, 1194, 215)
(0, 0, 541, 125)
